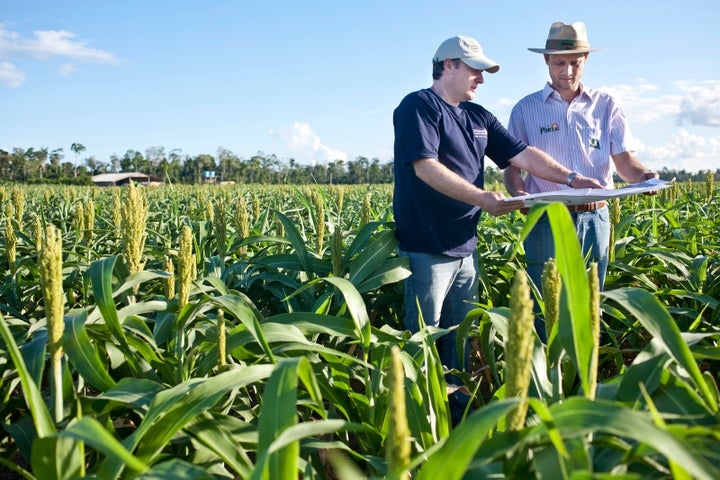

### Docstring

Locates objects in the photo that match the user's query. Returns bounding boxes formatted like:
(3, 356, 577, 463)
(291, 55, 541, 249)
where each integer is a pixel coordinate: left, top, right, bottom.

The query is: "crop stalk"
(39, 225, 64, 423)
(587, 262, 600, 400)
(505, 270, 534, 431)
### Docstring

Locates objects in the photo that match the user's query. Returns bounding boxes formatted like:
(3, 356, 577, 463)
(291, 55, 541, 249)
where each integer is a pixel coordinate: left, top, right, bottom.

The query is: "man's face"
(446, 59, 485, 104)
(545, 53, 588, 93)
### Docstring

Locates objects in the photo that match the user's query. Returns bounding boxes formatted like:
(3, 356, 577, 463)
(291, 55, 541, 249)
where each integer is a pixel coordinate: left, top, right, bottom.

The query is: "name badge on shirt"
(473, 129, 488, 138)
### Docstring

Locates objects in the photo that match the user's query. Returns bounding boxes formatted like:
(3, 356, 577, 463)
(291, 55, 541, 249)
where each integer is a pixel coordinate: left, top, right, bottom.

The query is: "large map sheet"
(503, 178, 672, 207)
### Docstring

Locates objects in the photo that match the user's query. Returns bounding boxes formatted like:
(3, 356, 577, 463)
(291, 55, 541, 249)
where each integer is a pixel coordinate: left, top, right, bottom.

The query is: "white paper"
(504, 178, 672, 207)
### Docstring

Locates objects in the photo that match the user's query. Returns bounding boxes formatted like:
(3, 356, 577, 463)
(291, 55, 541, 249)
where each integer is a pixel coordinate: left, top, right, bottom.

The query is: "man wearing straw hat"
(503, 22, 658, 336)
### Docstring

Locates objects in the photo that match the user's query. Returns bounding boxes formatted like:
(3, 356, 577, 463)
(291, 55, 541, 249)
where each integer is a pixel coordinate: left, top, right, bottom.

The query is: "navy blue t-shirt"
(393, 88, 526, 257)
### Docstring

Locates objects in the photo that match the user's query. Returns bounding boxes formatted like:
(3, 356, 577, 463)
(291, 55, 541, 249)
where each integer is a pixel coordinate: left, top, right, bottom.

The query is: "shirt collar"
(542, 81, 588, 102)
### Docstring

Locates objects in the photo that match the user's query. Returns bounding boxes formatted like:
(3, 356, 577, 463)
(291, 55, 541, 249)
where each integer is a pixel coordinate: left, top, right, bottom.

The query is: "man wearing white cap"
(503, 22, 658, 338)
(393, 34, 601, 424)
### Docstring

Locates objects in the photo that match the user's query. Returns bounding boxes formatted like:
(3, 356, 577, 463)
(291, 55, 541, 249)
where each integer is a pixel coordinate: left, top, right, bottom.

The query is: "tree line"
(0, 145, 714, 186)
(0, 146, 396, 185)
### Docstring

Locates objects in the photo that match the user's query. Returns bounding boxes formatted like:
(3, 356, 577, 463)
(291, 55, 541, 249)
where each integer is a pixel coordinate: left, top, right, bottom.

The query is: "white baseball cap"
(433, 35, 500, 73)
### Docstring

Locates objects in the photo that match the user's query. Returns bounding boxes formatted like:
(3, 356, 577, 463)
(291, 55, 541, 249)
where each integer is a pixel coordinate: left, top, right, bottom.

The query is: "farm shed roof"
(91, 172, 161, 187)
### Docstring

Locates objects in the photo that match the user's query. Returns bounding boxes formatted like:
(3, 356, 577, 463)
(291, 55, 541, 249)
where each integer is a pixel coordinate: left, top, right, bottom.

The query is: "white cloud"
(600, 82, 682, 124)
(636, 129, 720, 171)
(274, 122, 347, 164)
(0, 24, 118, 87)
(0, 61, 25, 87)
(673, 80, 720, 127)
(601, 79, 720, 128)
(599, 79, 720, 171)
(58, 62, 75, 77)
(0, 25, 119, 63)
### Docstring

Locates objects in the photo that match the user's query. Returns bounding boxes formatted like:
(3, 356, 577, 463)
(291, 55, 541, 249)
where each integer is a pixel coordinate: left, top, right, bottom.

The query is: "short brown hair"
(432, 58, 461, 80)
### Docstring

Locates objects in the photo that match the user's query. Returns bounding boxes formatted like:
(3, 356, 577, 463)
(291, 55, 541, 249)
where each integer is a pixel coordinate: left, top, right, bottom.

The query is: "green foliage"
(0, 182, 718, 479)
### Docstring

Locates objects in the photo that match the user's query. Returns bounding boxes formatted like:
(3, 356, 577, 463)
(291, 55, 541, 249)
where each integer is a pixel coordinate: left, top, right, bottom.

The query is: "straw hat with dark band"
(528, 21, 602, 54)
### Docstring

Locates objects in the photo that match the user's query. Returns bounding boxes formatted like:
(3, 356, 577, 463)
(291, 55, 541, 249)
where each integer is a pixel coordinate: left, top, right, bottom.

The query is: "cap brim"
(460, 57, 500, 74)
(528, 47, 602, 54)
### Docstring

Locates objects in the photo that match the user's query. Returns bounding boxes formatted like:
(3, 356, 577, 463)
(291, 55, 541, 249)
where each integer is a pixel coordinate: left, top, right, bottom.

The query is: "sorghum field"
(0, 179, 719, 479)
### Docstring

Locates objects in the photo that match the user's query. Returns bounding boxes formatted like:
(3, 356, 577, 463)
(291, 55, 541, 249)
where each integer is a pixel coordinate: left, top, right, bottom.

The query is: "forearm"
(503, 165, 527, 196)
(412, 158, 523, 215)
(613, 152, 658, 183)
(413, 158, 487, 205)
(509, 146, 572, 184)
(509, 146, 604, 189)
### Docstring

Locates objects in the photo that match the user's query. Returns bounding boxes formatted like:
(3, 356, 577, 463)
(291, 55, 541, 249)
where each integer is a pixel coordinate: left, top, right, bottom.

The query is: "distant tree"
(166, 149, 185, 182)
(327, 159, 346, 184)
(110, 154, 121, 173)
(71, 143, 86, 178)
(85, 156, 99, 175)
(379, 160, 394, 183)
(33, 147, 48, 179)
(11, 147, 35, 182)
(119, 152, 133, 172)
(179, 155, 197, 183)
(260, 153, 280, 183)
(21, 149, 45, 181)
(0, 149, 12, 181)
(217, 147, 240, 182)
(347, 156, 369, 184)
(368, 158, 383, 184)
(247, 154, 262, 184)
(347, 158, 361, 184)
(308, 163, 328, 184)
(94, 159, 110, 174)
(121, 150, 145, 173)
(61, 161, 75, 178)
(145, 146, 166, 176)
(277, 157, 302, 183)
(49, 148, 64, 178)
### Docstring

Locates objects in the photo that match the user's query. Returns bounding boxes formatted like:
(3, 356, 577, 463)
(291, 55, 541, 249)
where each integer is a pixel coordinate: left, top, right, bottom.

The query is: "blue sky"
(2, 0, 719, 173)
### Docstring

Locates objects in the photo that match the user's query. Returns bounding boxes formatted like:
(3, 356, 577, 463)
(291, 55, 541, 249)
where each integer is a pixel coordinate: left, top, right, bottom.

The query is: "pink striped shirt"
(508, 82, 636, 193)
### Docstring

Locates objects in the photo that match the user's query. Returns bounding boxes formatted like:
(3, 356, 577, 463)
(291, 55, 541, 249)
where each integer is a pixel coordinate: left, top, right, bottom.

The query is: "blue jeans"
(400, 249, 478, 366)
(525, 206, 610, 338)
(399, 250, 478, 423)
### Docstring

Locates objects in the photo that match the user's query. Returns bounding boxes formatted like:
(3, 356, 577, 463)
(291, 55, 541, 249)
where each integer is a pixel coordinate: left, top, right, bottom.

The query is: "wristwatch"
(566, 171, 579, 187)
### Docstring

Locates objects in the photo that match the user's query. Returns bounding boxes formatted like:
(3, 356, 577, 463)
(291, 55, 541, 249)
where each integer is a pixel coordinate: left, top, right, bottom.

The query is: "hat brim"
(460, 57, 500, 73)
(528, 47, 601, 54)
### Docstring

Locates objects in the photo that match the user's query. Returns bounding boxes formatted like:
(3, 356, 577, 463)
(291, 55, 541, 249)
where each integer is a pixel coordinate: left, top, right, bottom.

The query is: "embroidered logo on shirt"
(589, 137, 600, 149)
(474, 129, 488, 138)
(539, 122, 560, 135)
